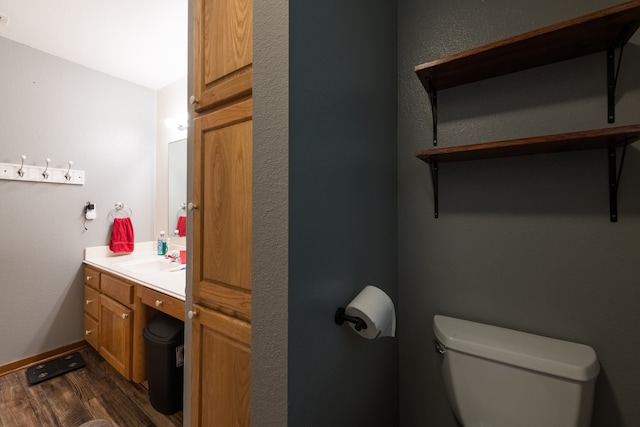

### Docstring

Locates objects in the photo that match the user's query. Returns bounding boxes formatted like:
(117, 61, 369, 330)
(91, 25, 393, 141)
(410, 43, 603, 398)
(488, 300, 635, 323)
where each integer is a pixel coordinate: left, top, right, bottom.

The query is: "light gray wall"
(252, 0, 289, 425)
(0, 37, 156, 366)
(287, 0, 398, 425)
(398, 1, 640, 426)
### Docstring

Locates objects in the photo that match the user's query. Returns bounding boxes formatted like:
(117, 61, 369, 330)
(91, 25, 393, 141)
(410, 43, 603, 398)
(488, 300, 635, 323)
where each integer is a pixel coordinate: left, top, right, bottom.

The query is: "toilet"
(433, 315, 600, 427)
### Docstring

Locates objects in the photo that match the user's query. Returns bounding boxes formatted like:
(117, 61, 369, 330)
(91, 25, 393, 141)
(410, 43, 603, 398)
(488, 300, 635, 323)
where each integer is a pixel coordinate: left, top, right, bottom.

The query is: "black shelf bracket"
(427, 79, 438, 146)
(608, 142, 629, 223)
(429, 160, 439, 219)
(607, 25, 631, 124)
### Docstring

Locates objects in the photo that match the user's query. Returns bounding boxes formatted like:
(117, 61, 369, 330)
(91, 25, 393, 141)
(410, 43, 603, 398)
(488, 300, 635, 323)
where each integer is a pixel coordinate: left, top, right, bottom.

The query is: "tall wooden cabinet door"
(193, 98, 252, 320)
(190, 304, 251, 426)
(99, 294, 132, 379)
(193, 0, 253, 112)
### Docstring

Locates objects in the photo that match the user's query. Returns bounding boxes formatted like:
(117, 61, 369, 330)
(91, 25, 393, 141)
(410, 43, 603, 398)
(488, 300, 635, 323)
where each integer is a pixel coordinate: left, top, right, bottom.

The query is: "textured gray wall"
(398, 1, 640, 426)
(252, 0, 289, 425)
(288, 0, 398, 425)
(0, 37, 155, 366)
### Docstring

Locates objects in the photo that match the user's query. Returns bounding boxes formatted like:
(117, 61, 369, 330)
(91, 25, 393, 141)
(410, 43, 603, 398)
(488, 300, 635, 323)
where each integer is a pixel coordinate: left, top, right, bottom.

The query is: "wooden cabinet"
(190, 0, 253, 422)
(139, 285, 185, 320)
(82, 266, 141, 381)
(99, 293, 133, 379)
(192, 0, 253, 113)
(83, 267, 101, 350)
(190, 304, 251, 426)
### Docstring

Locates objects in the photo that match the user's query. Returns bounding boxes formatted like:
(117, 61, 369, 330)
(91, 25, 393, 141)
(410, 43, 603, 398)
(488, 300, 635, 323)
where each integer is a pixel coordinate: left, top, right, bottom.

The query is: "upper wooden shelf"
(415, 0, 640, 93)
(415, 125, 640, 164)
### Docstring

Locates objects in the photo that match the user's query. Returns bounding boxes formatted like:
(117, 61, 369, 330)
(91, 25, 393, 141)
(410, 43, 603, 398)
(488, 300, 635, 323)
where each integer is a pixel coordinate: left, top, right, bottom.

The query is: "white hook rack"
(0, 156, 85, 185)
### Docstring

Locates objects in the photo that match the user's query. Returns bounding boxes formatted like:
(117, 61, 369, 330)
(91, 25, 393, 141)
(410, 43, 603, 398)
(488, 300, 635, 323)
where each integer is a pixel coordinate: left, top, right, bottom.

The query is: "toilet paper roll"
(344, 285, 396, 339)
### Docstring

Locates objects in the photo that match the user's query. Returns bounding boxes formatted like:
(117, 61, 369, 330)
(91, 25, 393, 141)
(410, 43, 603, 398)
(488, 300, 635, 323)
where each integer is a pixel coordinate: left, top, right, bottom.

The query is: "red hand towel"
(110, 217, 135, 253)
(177, 215, 187, 237)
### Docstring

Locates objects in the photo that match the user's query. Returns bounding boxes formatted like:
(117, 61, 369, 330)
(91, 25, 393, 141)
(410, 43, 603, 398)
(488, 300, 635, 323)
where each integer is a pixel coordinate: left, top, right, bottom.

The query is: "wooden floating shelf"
(415, 125, 640, 164)
(415, 0, 640, 93)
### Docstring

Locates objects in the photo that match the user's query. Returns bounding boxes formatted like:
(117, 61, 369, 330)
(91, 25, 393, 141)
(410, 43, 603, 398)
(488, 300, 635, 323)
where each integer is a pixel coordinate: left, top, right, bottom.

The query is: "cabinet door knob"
(86, 275, 93, 281)
(85, 299, 93, 305)
(189, 95, 199, 105)
(121, 313, 129, 319)
(187, 202, 198, 211)
(155, 300, 163, 307)
(187, 310, 198, 319)
(85, 330, 92, 335)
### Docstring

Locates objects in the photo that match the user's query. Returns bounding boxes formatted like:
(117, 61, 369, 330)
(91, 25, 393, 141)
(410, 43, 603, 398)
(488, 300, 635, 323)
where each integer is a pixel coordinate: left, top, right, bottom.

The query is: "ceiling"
(0, 0, 188, 90)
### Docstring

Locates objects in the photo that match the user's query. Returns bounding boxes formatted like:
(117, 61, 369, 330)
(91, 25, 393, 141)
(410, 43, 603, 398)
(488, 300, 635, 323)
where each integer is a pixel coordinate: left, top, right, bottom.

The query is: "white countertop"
(84, 241, 186, 301)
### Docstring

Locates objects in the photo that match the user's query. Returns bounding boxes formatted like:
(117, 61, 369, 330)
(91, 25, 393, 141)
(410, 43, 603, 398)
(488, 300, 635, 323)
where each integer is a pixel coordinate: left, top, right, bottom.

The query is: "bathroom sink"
(116, 258, 181, 273)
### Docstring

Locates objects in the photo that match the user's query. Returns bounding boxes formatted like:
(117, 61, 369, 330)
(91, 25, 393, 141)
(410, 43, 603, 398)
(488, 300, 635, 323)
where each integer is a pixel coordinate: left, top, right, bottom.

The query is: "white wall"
(0, 37, 156, 366)
(155, 75, 188, 237)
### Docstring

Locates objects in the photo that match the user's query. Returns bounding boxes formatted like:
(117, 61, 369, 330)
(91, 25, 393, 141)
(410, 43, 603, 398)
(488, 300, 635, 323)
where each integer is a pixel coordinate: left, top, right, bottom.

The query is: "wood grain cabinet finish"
(191, 0, 253, 422)
(193, 99, 253, 320)
(193, 0, 253, 113)
(84, 266, 100, 290)
(139, 285, 185, 320)
(99, 293, 133, 380)
(83, 268, 101, 350)
(190, 304, 250, 427)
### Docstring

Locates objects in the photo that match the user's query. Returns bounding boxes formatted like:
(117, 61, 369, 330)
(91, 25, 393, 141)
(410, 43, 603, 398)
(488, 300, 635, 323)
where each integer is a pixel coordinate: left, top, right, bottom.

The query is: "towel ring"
(110, 202, 133, 219)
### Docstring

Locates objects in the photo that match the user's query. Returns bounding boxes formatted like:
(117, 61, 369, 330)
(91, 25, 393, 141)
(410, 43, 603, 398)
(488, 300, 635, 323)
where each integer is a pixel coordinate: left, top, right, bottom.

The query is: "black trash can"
(143, 312, 185, 415)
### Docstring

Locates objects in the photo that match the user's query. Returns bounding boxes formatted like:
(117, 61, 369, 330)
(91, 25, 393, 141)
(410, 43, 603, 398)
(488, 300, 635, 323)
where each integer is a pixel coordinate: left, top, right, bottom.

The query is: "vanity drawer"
(101, 274, 134, 306)
(139, 286, 184, 320)
(84, 313, 99, 350)
(84, 286, 100, 319)
(84, 266, 100, 289)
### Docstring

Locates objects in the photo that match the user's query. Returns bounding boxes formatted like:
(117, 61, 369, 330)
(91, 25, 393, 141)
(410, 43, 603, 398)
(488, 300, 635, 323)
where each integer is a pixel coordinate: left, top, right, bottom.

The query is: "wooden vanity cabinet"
(83, 266, 101, 351)
(98, 292, 133, 379)
(139, 286, 184, 320)
(82, 265, 142, 381)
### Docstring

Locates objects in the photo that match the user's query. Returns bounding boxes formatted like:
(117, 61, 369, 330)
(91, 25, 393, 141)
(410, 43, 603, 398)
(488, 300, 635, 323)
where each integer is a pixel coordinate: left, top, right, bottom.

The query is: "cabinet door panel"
(193, 99, 252, 318)
(194, 0, 253, 111)
(99, 294, 132, 379)
(190, 304, 250, 427)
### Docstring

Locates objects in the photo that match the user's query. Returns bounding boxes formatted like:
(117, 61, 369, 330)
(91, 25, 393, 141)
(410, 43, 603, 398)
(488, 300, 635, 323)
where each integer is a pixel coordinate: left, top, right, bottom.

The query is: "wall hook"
(17, 155, 26, 178)
(42, 158, 51, 179)
(64, 161, 73, 181)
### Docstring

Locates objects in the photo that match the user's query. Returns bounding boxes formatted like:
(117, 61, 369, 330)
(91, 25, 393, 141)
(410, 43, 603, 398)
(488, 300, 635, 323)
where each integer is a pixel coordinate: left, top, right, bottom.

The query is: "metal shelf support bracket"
(429, 160, 439, 219)
(607, 25, 631, 124)
(608, 142, 629, 223)
(427, 79, 438, 146)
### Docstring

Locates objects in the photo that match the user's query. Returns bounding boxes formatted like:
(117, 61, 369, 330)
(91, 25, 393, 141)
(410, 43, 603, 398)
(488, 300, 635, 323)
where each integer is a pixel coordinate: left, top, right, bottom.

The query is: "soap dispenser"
(157, 231, 167, 255)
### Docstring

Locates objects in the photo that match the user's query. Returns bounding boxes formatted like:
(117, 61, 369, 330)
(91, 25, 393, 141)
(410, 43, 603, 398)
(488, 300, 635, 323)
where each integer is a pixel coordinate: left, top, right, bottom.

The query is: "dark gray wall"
(0, 37, 155, 366)
(288, 0, 398, 425)
(399, 1, 640, 426)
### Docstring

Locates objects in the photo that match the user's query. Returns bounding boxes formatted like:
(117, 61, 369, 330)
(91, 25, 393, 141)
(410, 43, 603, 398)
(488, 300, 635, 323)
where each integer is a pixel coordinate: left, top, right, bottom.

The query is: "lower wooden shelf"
(415, 124, 640, 221)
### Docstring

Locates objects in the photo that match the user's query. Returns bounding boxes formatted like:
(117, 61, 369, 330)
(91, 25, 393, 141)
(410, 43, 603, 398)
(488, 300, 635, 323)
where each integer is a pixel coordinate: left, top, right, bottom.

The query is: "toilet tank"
(433, 315, 600, 427)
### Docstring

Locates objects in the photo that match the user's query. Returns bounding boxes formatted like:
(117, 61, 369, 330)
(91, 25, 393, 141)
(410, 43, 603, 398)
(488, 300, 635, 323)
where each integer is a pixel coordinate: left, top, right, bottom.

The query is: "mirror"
(168, 139, 187, 236)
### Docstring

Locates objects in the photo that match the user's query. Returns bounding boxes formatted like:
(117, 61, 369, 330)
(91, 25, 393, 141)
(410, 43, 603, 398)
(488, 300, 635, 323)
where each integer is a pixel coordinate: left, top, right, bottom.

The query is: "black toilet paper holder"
(335, 307, 368, 331)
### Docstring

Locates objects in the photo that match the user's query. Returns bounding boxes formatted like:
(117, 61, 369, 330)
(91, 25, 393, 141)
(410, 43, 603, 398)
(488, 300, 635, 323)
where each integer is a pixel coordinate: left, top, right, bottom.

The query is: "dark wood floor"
(0, 346, 183, 427)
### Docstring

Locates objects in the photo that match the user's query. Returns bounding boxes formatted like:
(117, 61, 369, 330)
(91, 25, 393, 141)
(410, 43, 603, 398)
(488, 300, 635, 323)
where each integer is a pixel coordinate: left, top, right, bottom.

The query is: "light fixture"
(165, 112, 189, 131)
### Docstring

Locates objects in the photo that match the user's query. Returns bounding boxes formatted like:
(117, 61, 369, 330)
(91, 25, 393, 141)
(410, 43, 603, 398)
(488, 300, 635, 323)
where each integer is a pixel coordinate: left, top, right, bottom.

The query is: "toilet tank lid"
(433, 315, 600, 382)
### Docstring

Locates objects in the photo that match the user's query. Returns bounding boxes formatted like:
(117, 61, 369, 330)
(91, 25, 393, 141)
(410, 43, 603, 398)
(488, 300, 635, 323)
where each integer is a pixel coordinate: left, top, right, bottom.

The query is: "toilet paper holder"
(334, 307, 368, 331)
